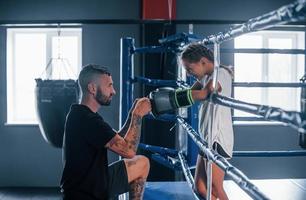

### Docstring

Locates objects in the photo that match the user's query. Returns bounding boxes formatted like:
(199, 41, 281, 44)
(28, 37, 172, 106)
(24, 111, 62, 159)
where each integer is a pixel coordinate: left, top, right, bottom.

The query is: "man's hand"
(132, 97, 151, 117)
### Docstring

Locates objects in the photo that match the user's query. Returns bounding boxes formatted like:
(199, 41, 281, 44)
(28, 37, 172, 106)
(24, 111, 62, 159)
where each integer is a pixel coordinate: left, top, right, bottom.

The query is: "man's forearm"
(118, 111, 132, 137)
(125, 114, 142, 153)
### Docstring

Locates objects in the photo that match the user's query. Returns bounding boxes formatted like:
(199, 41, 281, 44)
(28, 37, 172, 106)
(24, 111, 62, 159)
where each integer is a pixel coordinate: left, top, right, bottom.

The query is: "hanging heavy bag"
(35, 79, 79, 148)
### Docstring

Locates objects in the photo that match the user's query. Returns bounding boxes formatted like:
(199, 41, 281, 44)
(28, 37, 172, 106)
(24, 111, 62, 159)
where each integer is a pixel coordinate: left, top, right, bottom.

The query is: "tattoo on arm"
(119, 99, 139, 137)
(118, 112, 132, 137)
(108, 136, 130, 154)
(109, 114, 142, 156)
(127, 115, 142, 152)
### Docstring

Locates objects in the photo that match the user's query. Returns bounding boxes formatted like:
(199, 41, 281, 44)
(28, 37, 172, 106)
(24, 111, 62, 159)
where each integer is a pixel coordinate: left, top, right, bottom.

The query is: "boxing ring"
(119, 1, 306, 199)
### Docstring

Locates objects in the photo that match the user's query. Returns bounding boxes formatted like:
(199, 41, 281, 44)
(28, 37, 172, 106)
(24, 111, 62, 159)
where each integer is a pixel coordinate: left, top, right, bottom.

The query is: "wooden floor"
(0, 179, 305, 200)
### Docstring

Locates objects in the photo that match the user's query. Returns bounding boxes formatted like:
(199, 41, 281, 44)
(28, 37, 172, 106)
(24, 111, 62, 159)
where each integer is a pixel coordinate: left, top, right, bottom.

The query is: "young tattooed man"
(61, 64, 151, 200)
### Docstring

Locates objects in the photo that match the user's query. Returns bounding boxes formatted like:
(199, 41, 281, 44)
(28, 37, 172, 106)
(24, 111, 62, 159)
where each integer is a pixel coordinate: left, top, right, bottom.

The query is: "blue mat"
(144, 179, 306, 200)
(144, 182, 195, 200)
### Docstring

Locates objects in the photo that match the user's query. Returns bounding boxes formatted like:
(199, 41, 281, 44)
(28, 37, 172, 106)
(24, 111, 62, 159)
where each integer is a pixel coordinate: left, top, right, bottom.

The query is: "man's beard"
(95, 89, 112, 106)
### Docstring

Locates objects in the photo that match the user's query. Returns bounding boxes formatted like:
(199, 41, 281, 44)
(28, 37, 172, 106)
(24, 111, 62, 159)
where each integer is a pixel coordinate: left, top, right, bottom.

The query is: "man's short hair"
(78, 64, 111, 94)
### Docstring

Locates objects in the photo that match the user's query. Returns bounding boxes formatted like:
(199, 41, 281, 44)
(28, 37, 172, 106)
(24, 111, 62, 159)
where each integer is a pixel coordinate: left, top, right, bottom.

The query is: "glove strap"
(175, 89, 194, 108)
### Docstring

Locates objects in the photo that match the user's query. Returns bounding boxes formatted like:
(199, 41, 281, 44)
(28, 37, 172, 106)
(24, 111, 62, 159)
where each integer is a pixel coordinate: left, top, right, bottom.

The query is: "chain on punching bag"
(35, 79, 79, 148)
(300, 75, 306, 149)
(34, 25, 80, 148)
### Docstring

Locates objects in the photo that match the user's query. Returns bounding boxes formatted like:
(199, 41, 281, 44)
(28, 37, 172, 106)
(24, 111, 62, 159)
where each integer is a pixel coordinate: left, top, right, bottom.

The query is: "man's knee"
(125, 155, 150, 181)
(136, 155, 150, 176)
(138, 155, 150, 168)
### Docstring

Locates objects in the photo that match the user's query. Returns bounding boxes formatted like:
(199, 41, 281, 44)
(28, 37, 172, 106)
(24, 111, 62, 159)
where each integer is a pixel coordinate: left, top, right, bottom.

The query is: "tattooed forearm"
(119, 99, 139, 137)
(106, 112, 144, 157)
(108, 137, 130, 153)
(118, 112, 132, 137)
(129, 178, 145, 200)
(108, 114, 143, 157)
(127, 114, 142, 152)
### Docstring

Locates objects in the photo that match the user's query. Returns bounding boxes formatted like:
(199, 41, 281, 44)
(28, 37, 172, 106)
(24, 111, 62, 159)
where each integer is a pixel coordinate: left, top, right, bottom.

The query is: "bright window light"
(234, 30, 305, 118)
(7, 28, 82, 124)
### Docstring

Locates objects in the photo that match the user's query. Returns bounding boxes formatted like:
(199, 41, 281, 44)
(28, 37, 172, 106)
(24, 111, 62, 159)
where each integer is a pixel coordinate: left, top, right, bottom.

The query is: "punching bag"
(300, 75, 306, 149)
(35, 79, 79, 148)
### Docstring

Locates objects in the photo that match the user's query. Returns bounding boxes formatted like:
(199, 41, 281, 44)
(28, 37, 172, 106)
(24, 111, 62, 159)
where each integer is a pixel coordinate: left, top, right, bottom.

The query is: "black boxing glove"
(149, 87, 194, 116)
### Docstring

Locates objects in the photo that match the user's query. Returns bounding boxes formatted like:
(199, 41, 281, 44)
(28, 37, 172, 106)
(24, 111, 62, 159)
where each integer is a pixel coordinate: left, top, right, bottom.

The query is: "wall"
(0, 0, 139, 21)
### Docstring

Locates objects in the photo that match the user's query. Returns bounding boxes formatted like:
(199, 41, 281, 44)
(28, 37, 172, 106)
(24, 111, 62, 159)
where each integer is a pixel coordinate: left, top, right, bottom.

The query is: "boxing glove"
(149, 87, 194, 116)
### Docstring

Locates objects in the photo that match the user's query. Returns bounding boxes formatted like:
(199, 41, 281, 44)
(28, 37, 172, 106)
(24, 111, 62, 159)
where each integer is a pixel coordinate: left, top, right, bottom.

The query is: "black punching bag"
(35, 79, 79, 148)
(300, 75, 306, 149)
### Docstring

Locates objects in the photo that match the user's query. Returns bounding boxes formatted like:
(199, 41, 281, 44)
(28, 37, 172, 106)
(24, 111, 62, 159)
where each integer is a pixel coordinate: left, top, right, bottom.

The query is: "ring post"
(120, 37, 135, 128)
(119, 37, 134, 200)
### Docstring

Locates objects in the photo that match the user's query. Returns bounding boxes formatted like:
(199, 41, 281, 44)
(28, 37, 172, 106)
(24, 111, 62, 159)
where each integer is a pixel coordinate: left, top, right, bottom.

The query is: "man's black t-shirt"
(60, 104, 116, 200)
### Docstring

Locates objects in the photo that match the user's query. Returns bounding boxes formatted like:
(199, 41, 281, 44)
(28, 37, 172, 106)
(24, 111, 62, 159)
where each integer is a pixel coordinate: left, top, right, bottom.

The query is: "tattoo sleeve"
(126, 114, 142, 153)
(108, 136, 130, 155)
(118, 111, 132, 137)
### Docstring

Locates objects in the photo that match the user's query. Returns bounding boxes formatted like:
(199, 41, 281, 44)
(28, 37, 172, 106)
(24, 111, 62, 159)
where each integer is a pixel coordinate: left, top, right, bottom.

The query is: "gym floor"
(0, 179, 305, 200)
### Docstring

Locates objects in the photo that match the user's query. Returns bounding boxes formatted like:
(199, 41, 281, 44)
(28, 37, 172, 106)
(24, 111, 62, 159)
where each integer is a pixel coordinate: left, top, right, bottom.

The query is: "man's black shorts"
(107, 159, 129, 198)
(63, 160, 129, 200)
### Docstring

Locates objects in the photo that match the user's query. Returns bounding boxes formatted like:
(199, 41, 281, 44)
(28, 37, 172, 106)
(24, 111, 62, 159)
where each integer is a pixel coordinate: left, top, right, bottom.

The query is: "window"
(7, 28, 82, 124)
(234, 30, 305, 119)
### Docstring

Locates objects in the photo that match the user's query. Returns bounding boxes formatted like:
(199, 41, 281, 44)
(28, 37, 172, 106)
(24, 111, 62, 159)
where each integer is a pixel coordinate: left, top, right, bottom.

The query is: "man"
(61, 64, 151, 200)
